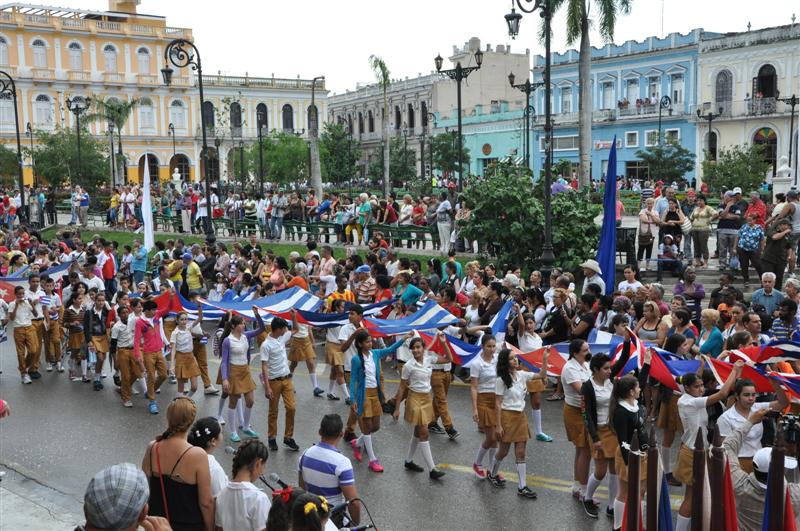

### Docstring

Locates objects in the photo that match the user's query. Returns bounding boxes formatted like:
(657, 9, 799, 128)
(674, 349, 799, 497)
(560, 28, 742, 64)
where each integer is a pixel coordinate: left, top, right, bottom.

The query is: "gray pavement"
(0, 335, 683, 531)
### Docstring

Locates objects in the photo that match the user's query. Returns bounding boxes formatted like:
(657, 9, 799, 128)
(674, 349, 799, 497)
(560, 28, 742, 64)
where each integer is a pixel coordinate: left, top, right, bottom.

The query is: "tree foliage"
(460, 161, 600, 273)
(245, 132, 308, 187)
(429, 133, 470, 177)
(635, 139, 695, 181)
(366, 137, 416, 187)
(86, 96, 141, 181)
(369, 55, 391, 196)
(32, 127, 109, 193)
(702, 143, 771, 193)
(0, 143, 20, 189)
(319, 122, 362, 184)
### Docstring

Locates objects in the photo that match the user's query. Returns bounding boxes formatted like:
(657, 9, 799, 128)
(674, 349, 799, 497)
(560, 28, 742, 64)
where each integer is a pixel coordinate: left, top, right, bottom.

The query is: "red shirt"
(745, 199, 767, 227)
(384, 205, 398, 224)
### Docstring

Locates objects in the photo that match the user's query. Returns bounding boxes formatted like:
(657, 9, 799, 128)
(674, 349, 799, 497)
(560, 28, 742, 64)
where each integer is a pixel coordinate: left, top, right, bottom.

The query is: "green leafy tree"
(0, 143, 20, 189)
(635, 139, 695, 181)
(33, 127, 109, 193)
(429, 132, 470, 178)
(245, 132, 308, 186)
(86, 96, 141, 184)
(368, 55, 391, 197)
(366, 137, 416, 188)
(702, 143, 771, 193)
(461, 161, 600, 272)
(319, 122, 362, 185)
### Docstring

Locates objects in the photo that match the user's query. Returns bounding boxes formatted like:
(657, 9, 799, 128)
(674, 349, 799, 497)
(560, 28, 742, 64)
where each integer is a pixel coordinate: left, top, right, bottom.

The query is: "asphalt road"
(0, 336, 680, 531)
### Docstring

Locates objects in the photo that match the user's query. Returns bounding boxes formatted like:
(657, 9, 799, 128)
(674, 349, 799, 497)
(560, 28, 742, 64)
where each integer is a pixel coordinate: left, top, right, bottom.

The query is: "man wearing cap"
(714, 190, 745, 270)
(722, 407, 800, 530)
(580, 259, 605, 295)
(181, 252, 204, 297)
(355, 265, 375, 304)
(78, 462, 170, 531)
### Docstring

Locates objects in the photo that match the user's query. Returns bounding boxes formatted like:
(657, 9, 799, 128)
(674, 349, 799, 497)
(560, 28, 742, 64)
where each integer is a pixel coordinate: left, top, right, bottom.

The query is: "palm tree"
(369, 55, 391, 196)
(549, 0, 631, 188)
(87, 96, 142, 186)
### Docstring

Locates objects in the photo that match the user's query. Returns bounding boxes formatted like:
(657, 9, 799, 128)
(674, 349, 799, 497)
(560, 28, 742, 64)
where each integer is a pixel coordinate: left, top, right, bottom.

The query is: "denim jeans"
(717, 230, 738, 268)
(270, 216, 283, 240)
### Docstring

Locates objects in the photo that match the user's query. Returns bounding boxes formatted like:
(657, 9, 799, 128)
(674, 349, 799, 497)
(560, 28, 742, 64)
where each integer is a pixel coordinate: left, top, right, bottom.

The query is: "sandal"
(545, 393, 564, 401)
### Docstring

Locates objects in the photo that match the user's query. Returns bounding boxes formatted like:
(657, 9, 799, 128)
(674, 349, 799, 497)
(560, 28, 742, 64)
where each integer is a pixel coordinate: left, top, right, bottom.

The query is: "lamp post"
(256, 110, 265, 195)
(107, 121, 117, 187)
(508, 72, 544, 168)
(777, 94, 798, 178)
(25, 122, 35, 188)
(239, 139, 245, 192)
(505, 0, 555, 278)
(657, 95, 673, 145)
(162, 39, 214, 240)
(420, 110, 436, 185)
(696, 106, 724, 161)
(309, 75, 325, 198)
(435, 47, 483, 192)
(168, 122, 176, 159)
(0, 72, 25, 223)
(66, 96, 91, 197)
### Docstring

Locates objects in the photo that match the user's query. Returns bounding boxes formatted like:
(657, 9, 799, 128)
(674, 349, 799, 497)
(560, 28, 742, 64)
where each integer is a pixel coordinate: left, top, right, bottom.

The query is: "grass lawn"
(41, 227, 472, 271)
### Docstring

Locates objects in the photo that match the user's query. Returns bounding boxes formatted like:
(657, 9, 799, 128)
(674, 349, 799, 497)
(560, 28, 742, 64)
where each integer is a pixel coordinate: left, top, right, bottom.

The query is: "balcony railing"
(137, 74, 159, 85)
(68, 70, 90, 81)
(103, 72, 124, 83)
(23, 14, 50, 25)
(96, 21, 121, 32)
(32, 68, 53, 80)
(202, 75, 325, 91)
(62, 18, 86, 29)
(131, 24, 155, 35)
(165, 27, 187, 37)
(691, 98, 792, 120)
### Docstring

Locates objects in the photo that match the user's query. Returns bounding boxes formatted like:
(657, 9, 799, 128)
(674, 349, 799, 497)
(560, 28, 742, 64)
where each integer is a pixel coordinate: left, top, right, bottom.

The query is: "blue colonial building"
(529, 28, 724, 181)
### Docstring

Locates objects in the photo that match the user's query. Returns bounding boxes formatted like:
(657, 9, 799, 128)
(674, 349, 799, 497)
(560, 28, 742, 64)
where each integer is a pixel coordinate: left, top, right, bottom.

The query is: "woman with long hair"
(539, 288, 570, 345)
(141, 396, 213, 531)
(673, 361, 742, 531)
(633, 300, 667, 346)
(215, 439, 270, 531)
(219, 306, 265, 442)
(470, 334, 500, 479)
(391, 334, 453, 480)
(561, 338, 592, 501)
(349, 329, 413, 473)
(290, 492, 332, 531)
(488, 346, 550, 498)
(514, 308, 551, 442)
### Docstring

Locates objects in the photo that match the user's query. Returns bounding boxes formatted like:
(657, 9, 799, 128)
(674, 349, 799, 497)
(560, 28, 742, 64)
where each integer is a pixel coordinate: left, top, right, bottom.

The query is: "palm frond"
(597, 0, 618, 42)
(564, 0, 585, 45)
(368, 55, 391, 90)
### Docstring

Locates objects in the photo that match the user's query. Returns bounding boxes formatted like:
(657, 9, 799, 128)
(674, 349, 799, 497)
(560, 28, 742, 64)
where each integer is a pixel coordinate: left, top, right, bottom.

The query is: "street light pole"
(508, 72, 544, 168)
(657, 95, 673, 145)
(239, 139, 245, 192)
(506, 0, 554, 277)
(256, 111, 265, 195)
(777, 94, 798, 180)
(435, 48, 483, 193)
(309, 75, 325, 198)
(162, 39, 214, 241)
(107, 122, 116, 187)
(25, 122, 35, 188)
(696, 106, 724, 161)
(0, 71, 26, 223)
(66, 96, 90, 197)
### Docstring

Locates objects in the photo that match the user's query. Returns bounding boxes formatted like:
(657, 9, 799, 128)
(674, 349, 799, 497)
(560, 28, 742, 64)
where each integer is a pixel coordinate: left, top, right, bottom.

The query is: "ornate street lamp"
(25, 122, 35, 189)
(256, 110, 266, 195)
(657, 95, 673, 145)
(504, 0, 555, 279)
(434, 47, 483, 192)
(162, 39, 214, 240)
(696, 106, 724, 161)
(508, 71, 544, 167)
(0, 71, 26, 223)
(66, 95, 91, 201)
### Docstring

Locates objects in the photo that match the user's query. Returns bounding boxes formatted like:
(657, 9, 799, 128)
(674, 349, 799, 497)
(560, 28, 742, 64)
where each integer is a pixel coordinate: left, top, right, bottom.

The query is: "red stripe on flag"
(723, 458, 739, 531)
(705, 356, 773, 393)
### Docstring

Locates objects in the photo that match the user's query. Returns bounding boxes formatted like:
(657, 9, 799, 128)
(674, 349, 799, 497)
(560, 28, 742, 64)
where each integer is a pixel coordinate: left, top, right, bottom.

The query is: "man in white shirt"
(110, 305, 142, 408)
(9, 285, 39, 383)
(260, 317, 298, 452)
(25, 274, 46, 378)
(338, 305, 364, 440)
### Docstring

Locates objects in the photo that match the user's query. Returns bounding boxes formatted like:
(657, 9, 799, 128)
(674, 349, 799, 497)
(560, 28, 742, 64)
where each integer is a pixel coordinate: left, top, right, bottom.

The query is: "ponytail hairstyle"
(221, 314, 243, 344)
(589, 353, 611, 374)
(231, 438, 269, 478)
(496, 348, 514, 389)
(481, 334, 496, 346)
(727, 331, 752, 351)
(408, 337, 424, 351)
(608, 374, 640, 436)
(675, 372, 700, 390)
(266, 486, 307, 531)
(156, 396, 197, 441)
(290, 492, 331, 531)
(187, 416, 221, 449)
(353, 329, 372, 363)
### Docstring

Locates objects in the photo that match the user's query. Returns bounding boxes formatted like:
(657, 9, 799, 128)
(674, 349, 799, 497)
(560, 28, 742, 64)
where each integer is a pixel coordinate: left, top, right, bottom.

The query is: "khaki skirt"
(593, 426, 620, 460)
(288, 335, 315, 362)
(656, 394, 683, 432)
(325, 341, 344, 366)
(674, 443, 706, 485)
(615, 445, 648, 482)
(174, 351, 201, 379)
(360, 387, 382, 419)
(526, 377, 545, 393)
(90, 335, 110, 354)
(217, 364, 256, 395)
(500, 409, 531, 443)
(564, 404, 591, 448)
(68, 330, 84, 350)
(476, 392, 497, 429)
(404, 390, 434, 426)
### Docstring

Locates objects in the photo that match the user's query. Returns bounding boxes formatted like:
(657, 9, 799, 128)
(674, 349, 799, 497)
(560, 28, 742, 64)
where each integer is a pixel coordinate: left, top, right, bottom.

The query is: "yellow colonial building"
(0, 0, 327, 187)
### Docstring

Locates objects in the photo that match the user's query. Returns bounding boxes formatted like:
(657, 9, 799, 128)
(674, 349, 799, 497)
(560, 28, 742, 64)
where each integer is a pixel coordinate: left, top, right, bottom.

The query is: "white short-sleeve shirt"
(338, 322, 359, 371)
(561, 358, 591, 408)
(518, 332, 543, 352)
(470, 354, 498, 394)
(207, 454, 228, 499)
(717, 402, 770, 457)
(495, 371, 537, 411)
(170, 328, 194, 352)
(214, 481, 270, 531)
(260, 332, 291, 379)
(363, 354, 378, 388)
(678, 394, 710, 447)
(325, 325, 341, 344)
(401, 355, 433, 393)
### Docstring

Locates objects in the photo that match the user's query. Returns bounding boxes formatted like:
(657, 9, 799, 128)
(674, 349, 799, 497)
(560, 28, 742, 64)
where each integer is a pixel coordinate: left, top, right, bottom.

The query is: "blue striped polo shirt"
(298, 442, 354, 505)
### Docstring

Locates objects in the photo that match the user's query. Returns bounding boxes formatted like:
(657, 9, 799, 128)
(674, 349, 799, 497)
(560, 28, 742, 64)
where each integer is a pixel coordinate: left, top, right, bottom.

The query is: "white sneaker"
(123, 400, 133, 408)
(217, 415, 226, 426)
(56, 362, 64, 373)
(204, 385, 220, 395)
(22, 374, 32, 384)
(45, 363, 53, 372)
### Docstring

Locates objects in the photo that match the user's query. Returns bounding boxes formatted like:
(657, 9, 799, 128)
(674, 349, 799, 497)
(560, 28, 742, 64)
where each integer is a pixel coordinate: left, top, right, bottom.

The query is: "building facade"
(695, 23, 800, 189)
(0, 0, 327, 187)
(531, 28, 716, 182)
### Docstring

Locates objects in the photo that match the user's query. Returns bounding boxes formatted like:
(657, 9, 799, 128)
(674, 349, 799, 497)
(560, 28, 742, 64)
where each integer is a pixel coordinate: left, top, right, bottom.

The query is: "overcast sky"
(78, 0, 798, 94)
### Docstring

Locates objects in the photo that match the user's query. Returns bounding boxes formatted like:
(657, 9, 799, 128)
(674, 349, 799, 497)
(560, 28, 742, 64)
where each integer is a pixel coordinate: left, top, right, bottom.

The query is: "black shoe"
(345, 397, 352, 406)
(404, 461, 424, 472)
(445, 427, 460, 440)
(113, 374, 121, 387)
(428, 423, 446, 435)
(268, 438, 278, 452)
(487, 473, 505, 488)
(283, 438, 299, 451)
(583, 499, 599, 518)
(327, 393, 340, 401)
(29, 371, 42, 380)
(518, 486, 538, 499)
(93, 380, 102, 391)
(343, 431, 355, 443)
(606, 506, 614, 518)
(665, 472, 682, 487)
(429, 468, 446, 480)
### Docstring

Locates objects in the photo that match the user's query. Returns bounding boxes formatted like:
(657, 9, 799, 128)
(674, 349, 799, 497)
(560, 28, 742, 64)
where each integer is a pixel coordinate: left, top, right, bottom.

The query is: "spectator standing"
(762, 218, 793, 289)
(637, 198, 660, 271)
(735, 214, 765, 289)
(680, 190, 696, 260)
(689, 195, 715, 268)
(714, 191, 745, 271)
(750, 272, 784, 316)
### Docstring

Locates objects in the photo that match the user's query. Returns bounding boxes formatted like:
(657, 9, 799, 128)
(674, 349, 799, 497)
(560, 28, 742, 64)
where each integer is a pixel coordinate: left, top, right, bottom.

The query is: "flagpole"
(646, 426, 659, 531)
(708, 427, 725, 531)
(767, 428, 786, 531)
(690, 429, 706, 531)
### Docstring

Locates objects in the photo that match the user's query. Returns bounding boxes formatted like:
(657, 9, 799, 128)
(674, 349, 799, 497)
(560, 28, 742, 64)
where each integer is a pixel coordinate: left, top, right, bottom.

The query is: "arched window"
(706, 131, 718, 161)
(358, 112, 364, 134)
(230, 101, 242, 136)
(169, 100, 186, 129)
(170, 154, 190, 180)
(103, 44, 118, 72)
(394, 105, 401, 130)
(256, 103, 268, 133)
(138, 97, 154, 130)
(0, 36, 9, 66)
(755, 64, 777, 99)
(202, 101, 215, 131)
(32, 39, 46, 68)
(282, 104, 293, 132)
(138, 154, 159, 182)
(136, 47, 150, 74)
(34, 94, 52, 126)
(368, 110, 374, 133)
(753, 127, 778, 176)
(715, 70, 732, 113)
(0, 93, 12, 128)
(421, 102, 428, 128)
(68, 42, 82, 70)
(407, 104, 415, 130)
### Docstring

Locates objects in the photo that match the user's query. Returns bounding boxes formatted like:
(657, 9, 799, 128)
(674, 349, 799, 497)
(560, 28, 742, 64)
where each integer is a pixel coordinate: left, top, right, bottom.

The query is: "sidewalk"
(0, 466, 82, 530)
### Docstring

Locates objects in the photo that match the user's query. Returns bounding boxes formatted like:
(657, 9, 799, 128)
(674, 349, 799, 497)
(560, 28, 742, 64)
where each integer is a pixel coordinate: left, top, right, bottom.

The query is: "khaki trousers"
(117, 348, 143, 402)
(44, 321, 63, 363)
(143, 352, 167, 401)
(268, 378, 296, 439)
(14, 325, 38, 376)
(30, 319, 45, 371)
(193, 340, 211, 387)
(431, 370, 453, 428)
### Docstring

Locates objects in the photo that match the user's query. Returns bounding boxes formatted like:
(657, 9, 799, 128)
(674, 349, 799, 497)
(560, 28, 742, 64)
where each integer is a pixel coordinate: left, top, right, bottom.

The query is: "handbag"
(638, 230, 654, 246)
(680, 218, 692, 235)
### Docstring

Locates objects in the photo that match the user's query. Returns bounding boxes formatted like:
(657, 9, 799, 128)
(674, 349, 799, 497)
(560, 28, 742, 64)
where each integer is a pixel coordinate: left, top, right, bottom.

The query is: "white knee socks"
(490, 456, 502, 476)
(516, 462, 527, 489)
(420, 441, 435, 471)
(236, 398, 245, 428)
(676, 515, 691, 531)
(227, 408, 238, 436)
(475, 446, 488, 467)
(309, 373, 319, 390)
(585, 473, 602, 502)
(80, 359, 88, 376)
(662, 444, 672, 474)
(487, 447, 497, 469)
(340, 383, 350, 399)
(531, 408, 543, 435)
(362, 434, 377, 462)
(243, 406, 253, 430)
(607, 474, 619, 511)
(217, 396, 226, 418)
(406, 436, 419, 462)
(613, 499, 625, 529)
(327, 379, 336, 393)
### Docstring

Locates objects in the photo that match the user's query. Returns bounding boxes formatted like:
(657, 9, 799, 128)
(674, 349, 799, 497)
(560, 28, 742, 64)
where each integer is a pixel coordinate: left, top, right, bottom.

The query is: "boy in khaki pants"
(9, 285, 39, 384)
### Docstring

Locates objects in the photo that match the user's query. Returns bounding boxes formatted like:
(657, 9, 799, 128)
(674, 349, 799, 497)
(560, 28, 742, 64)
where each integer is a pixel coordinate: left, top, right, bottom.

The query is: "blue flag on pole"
(596, 136, 617, 295)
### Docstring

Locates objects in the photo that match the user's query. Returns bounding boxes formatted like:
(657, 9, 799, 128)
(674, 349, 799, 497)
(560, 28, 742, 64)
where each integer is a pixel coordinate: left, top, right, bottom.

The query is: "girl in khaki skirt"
(169, 311, 203, 396)
(487, 346, 548, 498)
(391, 333, 454, 480)
(65, 290, 88, 383)
(658, 333, 690, 486)
(470, 335, 500, 481)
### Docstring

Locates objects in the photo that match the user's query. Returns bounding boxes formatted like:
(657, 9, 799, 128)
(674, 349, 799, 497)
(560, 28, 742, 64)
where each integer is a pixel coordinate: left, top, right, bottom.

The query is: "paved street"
(0, 335, 681, 531)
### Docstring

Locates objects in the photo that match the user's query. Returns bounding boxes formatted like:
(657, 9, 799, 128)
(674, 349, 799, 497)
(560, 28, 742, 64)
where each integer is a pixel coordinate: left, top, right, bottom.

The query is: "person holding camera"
(723, 407, 800, 530)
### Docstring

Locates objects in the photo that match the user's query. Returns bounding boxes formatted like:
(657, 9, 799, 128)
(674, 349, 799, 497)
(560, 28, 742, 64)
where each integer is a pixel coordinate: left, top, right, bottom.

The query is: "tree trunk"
(382, 124, 391, 197)
(578, 14, 592, 189)
(309, 135, 323, 198)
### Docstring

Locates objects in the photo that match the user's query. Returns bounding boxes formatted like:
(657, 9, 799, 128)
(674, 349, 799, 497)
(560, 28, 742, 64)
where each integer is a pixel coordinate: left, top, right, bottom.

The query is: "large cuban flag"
(364, 300, 459, 336)
(182, 287, 323, 320)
